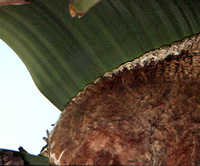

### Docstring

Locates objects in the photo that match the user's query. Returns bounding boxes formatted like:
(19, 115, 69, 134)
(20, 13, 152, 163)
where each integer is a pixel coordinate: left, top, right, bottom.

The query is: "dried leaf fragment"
(69, 0, 101, 18)
(0, 0, 30, 6)
(40, 130, 50, 158)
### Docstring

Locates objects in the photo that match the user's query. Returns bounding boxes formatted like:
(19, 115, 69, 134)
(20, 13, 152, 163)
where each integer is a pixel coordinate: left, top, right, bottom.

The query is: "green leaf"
(0, 0, 199, 111)
(21, 151, 49, 165)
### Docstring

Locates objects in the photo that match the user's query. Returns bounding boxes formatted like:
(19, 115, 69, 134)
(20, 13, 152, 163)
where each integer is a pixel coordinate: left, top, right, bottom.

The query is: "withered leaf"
(69, 0, 101, 18)
(0, 0, 30, 6)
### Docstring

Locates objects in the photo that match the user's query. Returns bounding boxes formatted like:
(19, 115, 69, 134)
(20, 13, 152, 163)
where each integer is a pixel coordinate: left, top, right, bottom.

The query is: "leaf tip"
(69, 0, 85, 18)
(69, 0, 101, 18)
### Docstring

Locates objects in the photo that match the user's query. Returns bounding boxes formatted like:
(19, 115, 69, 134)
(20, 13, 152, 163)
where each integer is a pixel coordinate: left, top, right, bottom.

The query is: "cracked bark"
(49, 34, 200, 165)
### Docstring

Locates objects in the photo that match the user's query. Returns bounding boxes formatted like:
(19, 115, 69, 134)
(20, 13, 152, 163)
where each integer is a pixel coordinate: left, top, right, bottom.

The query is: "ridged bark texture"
(49, 34, 200, 165)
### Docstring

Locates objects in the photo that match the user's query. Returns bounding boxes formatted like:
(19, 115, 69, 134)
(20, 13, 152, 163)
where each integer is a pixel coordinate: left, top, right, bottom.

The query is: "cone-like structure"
(49, 34, 200, 165)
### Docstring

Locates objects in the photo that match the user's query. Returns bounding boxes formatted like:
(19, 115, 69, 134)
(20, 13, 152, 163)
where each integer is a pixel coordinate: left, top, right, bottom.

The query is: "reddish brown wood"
(49, 34, 200, 165)
(0, 149, 24, 165)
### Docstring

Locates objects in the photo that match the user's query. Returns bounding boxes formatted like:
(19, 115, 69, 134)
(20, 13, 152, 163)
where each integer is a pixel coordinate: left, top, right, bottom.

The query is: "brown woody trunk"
(49, 34, 200, 165)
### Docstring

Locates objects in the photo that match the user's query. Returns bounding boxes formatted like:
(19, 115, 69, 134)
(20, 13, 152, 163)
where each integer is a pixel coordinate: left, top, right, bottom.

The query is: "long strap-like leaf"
(0, 0, 199, 110)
